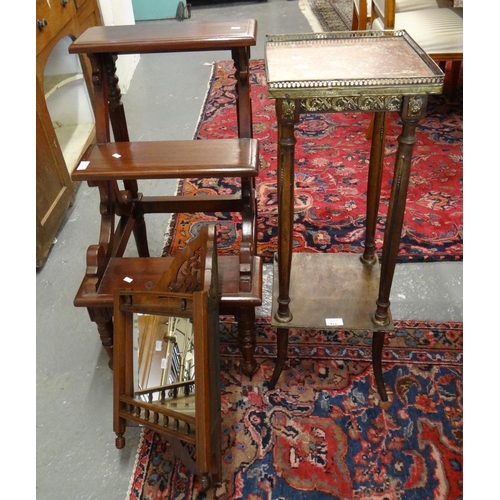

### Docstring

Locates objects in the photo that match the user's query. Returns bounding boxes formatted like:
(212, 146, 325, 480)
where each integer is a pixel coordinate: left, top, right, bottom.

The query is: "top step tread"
(69, 19, 257, 55)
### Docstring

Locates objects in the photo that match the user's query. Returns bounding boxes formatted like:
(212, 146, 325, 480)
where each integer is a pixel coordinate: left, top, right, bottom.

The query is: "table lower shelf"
(271, 252, 394, 331)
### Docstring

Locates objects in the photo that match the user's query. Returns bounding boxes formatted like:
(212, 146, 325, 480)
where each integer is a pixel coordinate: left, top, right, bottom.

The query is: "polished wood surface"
(74, 256, 263, 309)
(68, 19, 256, 139)
(69, 19, 257, 54)
(265, 31, 444, 400)
(70, 20, 262, 377)
(73, 138, 259, 181)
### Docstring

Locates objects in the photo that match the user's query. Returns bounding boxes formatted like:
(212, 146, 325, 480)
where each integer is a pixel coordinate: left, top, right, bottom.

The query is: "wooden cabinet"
(36, 0, 102, 267)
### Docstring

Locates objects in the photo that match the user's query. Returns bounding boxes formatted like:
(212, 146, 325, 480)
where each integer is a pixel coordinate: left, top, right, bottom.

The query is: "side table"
(265, 30, 444, 400)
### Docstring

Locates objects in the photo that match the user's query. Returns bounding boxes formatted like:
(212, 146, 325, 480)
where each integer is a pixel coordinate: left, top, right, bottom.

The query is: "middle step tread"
(72, 138, 259, 181)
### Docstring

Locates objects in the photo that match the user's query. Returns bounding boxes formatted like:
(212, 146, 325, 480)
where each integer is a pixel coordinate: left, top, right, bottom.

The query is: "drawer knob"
(37, 18, 48, 31)
(61, 0, 70, 5)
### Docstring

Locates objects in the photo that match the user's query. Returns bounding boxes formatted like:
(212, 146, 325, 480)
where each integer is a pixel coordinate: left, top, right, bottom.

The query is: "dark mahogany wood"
(70, 20, 262, 377)
(69, 20, 257, 54)
(75, 255, 262, 368)
(361, 111, 387, 266)
(373, 98, 427, 327)
(69, 20, 257, 142)
(73, 139, 259, 181)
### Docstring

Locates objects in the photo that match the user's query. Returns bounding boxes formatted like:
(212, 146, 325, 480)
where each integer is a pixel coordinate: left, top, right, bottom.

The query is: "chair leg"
(235, 307, 257, 377)
(88, 307, 114, 369)
(351, 6, 359, 30)
(436, 60, 461, 101)
(449, 60, 461, 101)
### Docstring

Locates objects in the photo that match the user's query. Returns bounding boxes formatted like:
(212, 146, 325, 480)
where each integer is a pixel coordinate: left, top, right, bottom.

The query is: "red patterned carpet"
(132, 58, 464, 499)
(163, 60, 463, 263)
(128, 319, 463, 499)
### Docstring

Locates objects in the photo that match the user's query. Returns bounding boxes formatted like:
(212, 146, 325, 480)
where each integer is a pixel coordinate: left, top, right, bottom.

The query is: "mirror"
(133, 313, 196, 416)
(113, 224, 222, 489)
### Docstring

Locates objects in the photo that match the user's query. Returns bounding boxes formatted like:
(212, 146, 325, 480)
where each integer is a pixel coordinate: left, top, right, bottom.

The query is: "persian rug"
(162, 60, 463, 263)
(300, 0, 353, 32)
(127, 319, 463, 499)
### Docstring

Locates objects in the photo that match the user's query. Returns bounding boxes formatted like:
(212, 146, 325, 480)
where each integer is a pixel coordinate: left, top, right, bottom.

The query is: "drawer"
(36, 0, 77, 55)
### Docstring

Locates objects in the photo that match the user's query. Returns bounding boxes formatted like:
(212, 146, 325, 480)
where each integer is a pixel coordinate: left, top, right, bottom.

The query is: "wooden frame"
(113, 225, 221, 491)
(69, 21, 263, 377)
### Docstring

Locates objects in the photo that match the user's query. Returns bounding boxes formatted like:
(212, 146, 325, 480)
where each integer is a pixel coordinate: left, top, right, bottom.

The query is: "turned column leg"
(362, 111, 391, 401)
(374, 96, 427, 326)
(101, 53, 130, 143)
(113, 297, 134, 449)
(274, 98, 300, 324)
(235, 307, 257, 377)
(87, 307, 114, 369)
(115, 434, 125, 449)
(270, 99, 301, 389)
(362, 111, 387, 265)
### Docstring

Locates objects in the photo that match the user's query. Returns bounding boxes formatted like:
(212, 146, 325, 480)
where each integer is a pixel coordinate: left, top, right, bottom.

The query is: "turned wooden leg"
(362, 111, 387, 265)
(88, 307, 114, 368)
(374, 96, 426, 326)
(235, 308, 257, 378)
(372, 331, 388, 401)
(198, 475, 211, 493)
(115, 434, 125, 449)
(270, 99, 300, 389)
(267, 327, 289, 390)
(103, 53, 130, 143)
(274, 98, 300, 324)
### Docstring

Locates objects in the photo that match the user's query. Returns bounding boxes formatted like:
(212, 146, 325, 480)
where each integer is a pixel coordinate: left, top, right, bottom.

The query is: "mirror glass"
(132, 313, 195, 415)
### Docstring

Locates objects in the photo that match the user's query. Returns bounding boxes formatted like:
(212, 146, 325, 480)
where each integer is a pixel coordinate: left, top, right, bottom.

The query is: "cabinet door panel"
(36, 0, 102, 267)
(36, 88, 76, 267)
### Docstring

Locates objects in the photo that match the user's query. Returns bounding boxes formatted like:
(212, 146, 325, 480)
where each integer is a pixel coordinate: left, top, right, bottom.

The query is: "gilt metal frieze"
(300, 95, 403, 113)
